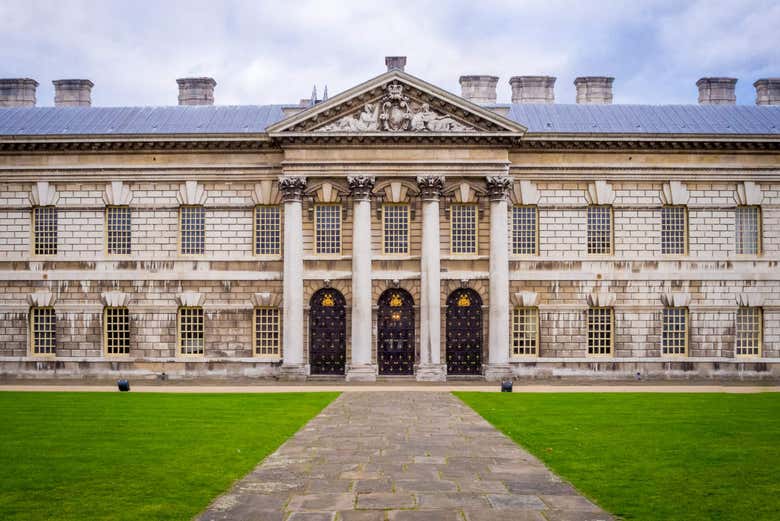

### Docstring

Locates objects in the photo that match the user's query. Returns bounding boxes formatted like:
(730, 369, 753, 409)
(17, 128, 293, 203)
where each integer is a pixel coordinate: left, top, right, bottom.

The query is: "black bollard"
(501, 380, 513, 392)
(117, 379, 130, 392)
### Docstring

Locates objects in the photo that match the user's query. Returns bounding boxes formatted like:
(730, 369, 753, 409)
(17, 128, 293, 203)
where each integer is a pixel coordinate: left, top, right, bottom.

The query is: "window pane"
(587, 206, 612, 254)
(255, 205, 281, 256)
(104, 307, 130, 355)
(512, 307, 539, 356)
(661, 206, 686, 255)
(255, 307, 280, 357)
(735, 307, 762, 356)
(736, 206, 760, 255)
(178, 307, 204, 355)
(315, 205, 341, 255)
(107, 206, 132, 255)
(180, 206, 205, 255)
(512, 206, 538, 255)
(451, 204, 477, 254)
(587, 307, 612, 355)
(383, 204, 409, 255)
(31, 307, 56, 355)
(662, 307, 687, 355)
(33, 206, 58, 255)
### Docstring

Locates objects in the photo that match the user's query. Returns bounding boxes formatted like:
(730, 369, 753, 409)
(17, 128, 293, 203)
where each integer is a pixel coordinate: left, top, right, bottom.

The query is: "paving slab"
(195, 392, 613, 520)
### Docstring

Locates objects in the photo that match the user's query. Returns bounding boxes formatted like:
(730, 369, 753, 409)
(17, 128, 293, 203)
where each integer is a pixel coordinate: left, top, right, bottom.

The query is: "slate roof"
(0, 103, 779, 137)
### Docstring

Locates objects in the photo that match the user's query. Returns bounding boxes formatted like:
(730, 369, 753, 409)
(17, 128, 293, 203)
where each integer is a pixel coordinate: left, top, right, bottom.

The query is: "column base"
(345, 364, 377, 382)
(415, 363, 447, 382)
(279, 364, 308, 381)
(483, 364, 513, 382)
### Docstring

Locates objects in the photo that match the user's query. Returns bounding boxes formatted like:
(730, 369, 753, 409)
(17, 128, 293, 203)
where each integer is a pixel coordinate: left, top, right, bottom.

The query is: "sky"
(1, 0, 778, 107)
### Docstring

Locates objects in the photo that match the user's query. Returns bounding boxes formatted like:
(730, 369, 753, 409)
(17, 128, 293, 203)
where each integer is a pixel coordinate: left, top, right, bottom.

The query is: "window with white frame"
(661, 206, 687, 255)
(33, 206, 58, 255)
(735, 307, 762, 357)
(587, 205, 612, 255)
(254, 307, 281, 357)
(104, 307, 130, 355)
(587, 307, 613, 355)
(106, 206, 131, 255)
(314, 204, 342, 255)
(512, 205, 538, 255)
(180, 205, 205, 255)
(450, 203, 478, 254)
(30, 307, 56, 355)
(512, 307, 539, 356)
(254, 205, 281, 256)
(735, 206, 761, 255)
(661, 307, 688, 355)
(382, 204, 410, 255)
(178, 307, 204, 355)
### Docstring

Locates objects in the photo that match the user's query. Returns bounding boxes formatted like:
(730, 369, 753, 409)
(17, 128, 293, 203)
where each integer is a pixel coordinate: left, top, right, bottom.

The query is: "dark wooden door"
(309, 288, 346, 375)
(445, 288, 483, 375)
(377, 289, 415, 375)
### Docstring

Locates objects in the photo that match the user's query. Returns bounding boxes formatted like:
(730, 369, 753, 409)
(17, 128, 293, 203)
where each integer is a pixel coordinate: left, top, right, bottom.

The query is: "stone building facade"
(1, 58, 779, 381)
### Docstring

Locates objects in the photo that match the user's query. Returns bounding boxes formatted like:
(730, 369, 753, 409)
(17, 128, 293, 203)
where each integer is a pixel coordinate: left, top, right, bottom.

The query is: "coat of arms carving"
(317, 82, 475, 133)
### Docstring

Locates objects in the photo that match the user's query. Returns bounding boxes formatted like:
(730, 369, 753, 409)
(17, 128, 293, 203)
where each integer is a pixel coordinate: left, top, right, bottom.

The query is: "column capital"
(347, 175, 376, 200)
(486, 175, 513, 201)
(416, 175, 445, 200)
(278, 176, 307, 202)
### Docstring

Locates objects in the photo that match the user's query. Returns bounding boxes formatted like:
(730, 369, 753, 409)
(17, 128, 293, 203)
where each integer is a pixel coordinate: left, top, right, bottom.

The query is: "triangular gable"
(267, 70, 526, 141)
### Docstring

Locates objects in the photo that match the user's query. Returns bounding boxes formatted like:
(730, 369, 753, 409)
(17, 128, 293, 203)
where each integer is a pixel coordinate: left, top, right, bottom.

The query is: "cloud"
(0, 0, 777, 106)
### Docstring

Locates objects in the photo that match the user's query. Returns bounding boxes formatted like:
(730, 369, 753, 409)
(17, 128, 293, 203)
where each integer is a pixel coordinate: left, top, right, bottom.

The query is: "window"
(735, 307, 762, 357)
(315, 204, 342, 255)
(587, 307, 613, 356)
(32, 206, 58, 255)
(382, 204, 409, 255)
(30, 307, 56, 355)
(736, 206, 761, 255)
(104, 307, 130, 355)
(106, 206, 131, 255)
(180, 205, 205, 255)
(661, 206, 687, 255)
(587, 205, 612, 255)
(512, 307, 539, 356)
(662, 307, 688, 356)
(512, 206, 538, 255)
(178, 307, 204, 355)
(451, 203, 478, 254)
(254, 307, 281, 357)
(254, 205, 281, 256)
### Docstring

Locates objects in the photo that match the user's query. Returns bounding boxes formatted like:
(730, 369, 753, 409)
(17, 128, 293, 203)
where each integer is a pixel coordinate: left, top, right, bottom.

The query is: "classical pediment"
(266, 70, 526, 143)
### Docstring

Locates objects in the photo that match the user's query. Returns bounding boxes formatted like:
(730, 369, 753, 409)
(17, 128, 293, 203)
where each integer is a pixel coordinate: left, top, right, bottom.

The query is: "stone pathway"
(196, 392, 613, 521)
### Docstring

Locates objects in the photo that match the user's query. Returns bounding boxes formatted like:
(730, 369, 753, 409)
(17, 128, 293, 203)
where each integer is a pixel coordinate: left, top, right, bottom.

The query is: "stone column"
(484, 176, 514, 381)
(279, 176, 307, 380)
(346, 175, 377, 382)
(416, 176, 447, 381)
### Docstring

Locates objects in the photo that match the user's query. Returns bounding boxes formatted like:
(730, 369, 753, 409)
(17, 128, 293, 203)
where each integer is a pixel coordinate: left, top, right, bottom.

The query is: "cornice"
(0, 135, 275, 153)
(516, 134, 780, 152)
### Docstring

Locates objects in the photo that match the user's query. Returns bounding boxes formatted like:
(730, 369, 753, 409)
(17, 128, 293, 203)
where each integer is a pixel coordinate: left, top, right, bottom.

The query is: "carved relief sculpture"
(318, 83, 475, 133)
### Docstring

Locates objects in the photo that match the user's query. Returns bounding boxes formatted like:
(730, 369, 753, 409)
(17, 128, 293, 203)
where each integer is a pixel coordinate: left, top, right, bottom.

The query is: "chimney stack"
(509, 76, 556, 103)
(459, 75, 498, 104)
(0, 78, 38, 107)
(574, 77, 614, 104)
(753, 78, 780, 106)
(385, 56, 407, 72)
(176, 77, 216, 106)
(53, 79, 93, 107)
(696, 77, 736, 105)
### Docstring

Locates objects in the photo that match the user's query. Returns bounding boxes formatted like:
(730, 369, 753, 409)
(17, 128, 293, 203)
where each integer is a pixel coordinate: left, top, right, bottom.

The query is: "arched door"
(377, 289, 415, 375)
(445, 288, 483, 375)
(309, 288, 346, 375)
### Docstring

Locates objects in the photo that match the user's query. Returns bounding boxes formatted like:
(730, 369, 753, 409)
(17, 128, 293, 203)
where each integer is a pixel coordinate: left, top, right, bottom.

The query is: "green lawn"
(456, 392, 780, 521)
(0, 391, 338, 521)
